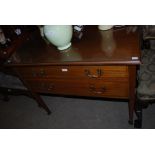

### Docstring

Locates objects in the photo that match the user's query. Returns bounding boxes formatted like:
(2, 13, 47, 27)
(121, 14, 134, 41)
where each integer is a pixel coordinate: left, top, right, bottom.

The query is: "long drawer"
(15, 65, 128, 79)
(25, 78, 129, 99)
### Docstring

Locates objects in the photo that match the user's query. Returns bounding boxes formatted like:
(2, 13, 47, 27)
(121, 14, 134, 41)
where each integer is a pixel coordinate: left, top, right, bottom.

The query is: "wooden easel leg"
(12, 69, 51, 115)
(30, 92, 51, 115)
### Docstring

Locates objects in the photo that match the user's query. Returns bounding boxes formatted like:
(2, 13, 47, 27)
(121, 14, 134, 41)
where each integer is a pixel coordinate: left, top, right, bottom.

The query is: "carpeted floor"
(0, 95, 155, 129)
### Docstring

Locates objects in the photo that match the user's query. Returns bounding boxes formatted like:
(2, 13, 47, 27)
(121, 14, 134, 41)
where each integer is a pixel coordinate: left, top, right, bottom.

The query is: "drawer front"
(15, 65, 128, 79)
(26, 78, 129, 99)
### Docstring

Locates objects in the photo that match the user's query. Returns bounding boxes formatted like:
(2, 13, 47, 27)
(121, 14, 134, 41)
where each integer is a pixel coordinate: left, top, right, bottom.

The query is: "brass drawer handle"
(89, 85, 106, 94)
(32, 69, 46, 77)
(47, 83, 55, 91)
(39, 83, 54, 91)
(85, 69, 103, 78)
(40, 70, 46, 77)
(32, 68, 38, 77)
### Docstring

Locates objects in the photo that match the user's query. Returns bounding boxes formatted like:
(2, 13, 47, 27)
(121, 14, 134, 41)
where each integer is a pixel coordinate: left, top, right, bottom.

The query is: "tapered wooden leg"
(128, 66, 137, 124)
(134, 99, 142, 128)
(128, 99, 135, 124)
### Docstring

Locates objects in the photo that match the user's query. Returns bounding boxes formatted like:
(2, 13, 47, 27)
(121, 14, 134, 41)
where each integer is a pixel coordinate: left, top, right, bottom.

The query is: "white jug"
(43, 25, 73, 50)
(98, 25, 113, 31)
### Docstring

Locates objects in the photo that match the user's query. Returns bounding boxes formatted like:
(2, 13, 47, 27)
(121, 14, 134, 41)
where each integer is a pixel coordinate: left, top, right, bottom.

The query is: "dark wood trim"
(5, 61, 141, 67)
(128, 65, 137, 124)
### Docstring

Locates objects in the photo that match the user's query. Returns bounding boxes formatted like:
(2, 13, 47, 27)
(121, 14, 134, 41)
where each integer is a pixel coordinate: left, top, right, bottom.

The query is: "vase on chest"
(43, 25, 73, 51)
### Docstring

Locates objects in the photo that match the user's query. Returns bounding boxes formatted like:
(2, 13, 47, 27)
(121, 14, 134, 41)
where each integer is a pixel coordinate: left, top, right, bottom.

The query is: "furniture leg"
(128, 100, 134, 124)
(128, 66, 137, 124)
(13, 69, 52, 115)
(134, 99, 142, 128)
(30, 91, 51, 115)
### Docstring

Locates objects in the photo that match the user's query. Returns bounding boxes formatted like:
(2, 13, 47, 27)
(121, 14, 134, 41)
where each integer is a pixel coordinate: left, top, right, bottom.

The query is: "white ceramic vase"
(98, 25, 113, 31)
(43, 25, 73, 50)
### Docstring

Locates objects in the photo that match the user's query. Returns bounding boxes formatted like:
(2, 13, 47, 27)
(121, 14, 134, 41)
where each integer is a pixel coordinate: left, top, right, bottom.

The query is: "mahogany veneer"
(5, 26, 141, 124)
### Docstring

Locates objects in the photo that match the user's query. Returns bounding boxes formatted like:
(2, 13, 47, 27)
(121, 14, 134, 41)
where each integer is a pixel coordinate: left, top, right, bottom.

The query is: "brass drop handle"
(39, 83, 54, 91)
(32, 69, 38, 77)
(47, 83, 55, 91)
(32, 69, 46, 77)
(89, 85, 106, 94)
(32, 72, 37, 77)
(85, 69, 103, 78)
(40, 69, 46, 77)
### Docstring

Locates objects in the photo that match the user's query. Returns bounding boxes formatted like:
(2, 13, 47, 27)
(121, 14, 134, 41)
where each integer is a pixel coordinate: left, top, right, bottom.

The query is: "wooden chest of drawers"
(15, 65, 129, 98)
(5, 26, 141, 124)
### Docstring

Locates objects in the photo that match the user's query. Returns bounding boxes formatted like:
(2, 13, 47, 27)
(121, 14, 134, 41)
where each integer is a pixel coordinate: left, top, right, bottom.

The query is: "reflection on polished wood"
(7, 26, 140, 66)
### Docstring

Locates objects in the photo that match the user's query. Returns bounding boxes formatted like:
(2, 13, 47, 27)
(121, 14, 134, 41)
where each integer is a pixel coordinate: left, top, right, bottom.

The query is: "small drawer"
(26, 78, 129, 99)
(15, 65, 128, 79)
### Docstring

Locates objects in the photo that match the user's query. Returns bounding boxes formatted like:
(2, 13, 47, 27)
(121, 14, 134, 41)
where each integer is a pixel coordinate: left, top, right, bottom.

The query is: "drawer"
(26, 78, 129, 99)
(15, 65, 128, 79)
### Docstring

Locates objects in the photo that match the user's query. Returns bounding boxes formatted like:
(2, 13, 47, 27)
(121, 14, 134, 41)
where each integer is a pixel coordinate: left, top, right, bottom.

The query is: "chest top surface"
(6, 26, 141, 66)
